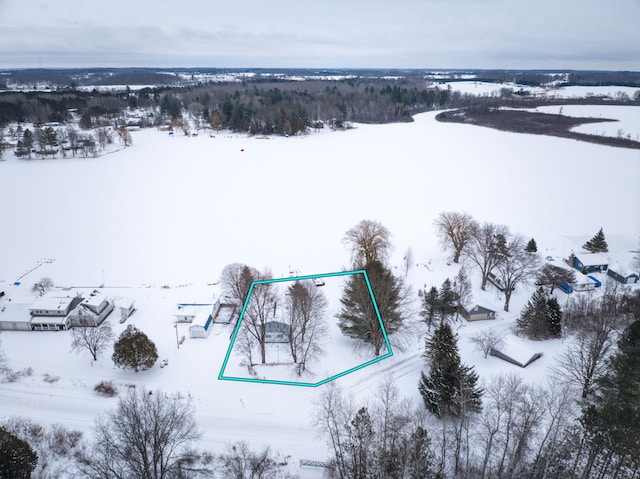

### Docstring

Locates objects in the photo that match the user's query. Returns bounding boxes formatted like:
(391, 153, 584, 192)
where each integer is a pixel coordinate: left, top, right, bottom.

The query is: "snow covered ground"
(1, 108, 639, 476)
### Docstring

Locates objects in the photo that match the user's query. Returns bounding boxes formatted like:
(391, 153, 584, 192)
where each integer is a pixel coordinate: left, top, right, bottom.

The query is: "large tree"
(493, 233, 541, 312)
(70, 323, 114, 361)
(337, 260, 405, 356)
(583, 227, 608, 253)
(219, 263, 258, 306)
(517, 287, 562, 339)
(112, 325, 158, 372)
(434, 211, 477, 264)
(536, 263, 577, 294)
(577, 320, 640, 478)
(242, 271, 277, 364)
(419, 322, 483, 418)
(284, 280, 328, 374)
(343, 219, 393, 267)
(463, 222, 509, 290)
(76, 387, 201, 479)
(0, 426, 38, 479)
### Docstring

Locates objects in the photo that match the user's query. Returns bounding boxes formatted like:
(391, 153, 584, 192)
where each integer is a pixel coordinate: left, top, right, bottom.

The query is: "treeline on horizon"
(0, 69, 639, 137)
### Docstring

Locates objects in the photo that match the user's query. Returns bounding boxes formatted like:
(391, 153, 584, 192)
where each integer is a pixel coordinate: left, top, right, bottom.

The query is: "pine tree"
(437, 278, 458, 324)
(421, 286, 439, 330)
(525, 238, 538, 253)
(343, 407, 375, 479)
(112, 325, 158, 372)
(419, 323, 482, 417)
(546, 296, 563, 338)
(583, 227, 609, 253)
(517, 288, 563, 339)
(0, 426, 38, 479)
(579, 320, 640, 478)
(337, 260, 404, 356)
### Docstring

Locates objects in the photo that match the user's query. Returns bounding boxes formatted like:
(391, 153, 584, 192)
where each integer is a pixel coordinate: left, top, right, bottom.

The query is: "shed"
(570, 253, 609, 274)
(490, 335, 543, 368)
(188, 309, 213, 339)
(119, 299, 136, 320)
(607, 268, 639, 285)
(459, 305, 497, 321)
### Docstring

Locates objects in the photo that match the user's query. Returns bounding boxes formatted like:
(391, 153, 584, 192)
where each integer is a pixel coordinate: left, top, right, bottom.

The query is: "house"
(459, 305, 497, 321)
(29, 293, 84, 331)
(490, 335, 543, 368)
(188, 309, 213, 339)
(67, 290, 115, 327)
(569, 253, 609, 274)
(175, 303, 213, 323)
(607, 268, 639, 285)
(263, 321, 290, 343)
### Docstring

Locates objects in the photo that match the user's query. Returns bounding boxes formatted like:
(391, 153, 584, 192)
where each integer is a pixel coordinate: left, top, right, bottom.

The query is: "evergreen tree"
(16, 129, 34, 158)
(546, 296, 563, 337)
(337, 260, 404, 356)
(583, 227, 609, 253)
(421, 286, 439, 330)
(437, 278, 458, 324)
(419, 323, 482, 417)
(112, 325, 158, 372)
(0, 426, 38, 479)
(343, 407, 375, 479)
(517, 287, 562, 339)
(578, 320, 640, 478)
(525, 237, 538, 253)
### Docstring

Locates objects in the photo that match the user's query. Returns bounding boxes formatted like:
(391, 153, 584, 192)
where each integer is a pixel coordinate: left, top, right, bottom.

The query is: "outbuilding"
(459, 305, 497, 321)
(569, 253, 609, 274)
(188, 309, 213, 339)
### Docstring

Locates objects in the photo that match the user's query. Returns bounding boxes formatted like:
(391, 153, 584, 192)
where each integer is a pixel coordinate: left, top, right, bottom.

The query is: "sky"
(0, 0, 639, 70)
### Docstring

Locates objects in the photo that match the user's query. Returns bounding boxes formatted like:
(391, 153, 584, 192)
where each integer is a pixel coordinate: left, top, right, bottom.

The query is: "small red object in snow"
(241, 148, 244, 152)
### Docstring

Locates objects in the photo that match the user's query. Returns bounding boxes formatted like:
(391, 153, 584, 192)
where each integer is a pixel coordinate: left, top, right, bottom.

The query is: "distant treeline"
(1, 69, 639, 136)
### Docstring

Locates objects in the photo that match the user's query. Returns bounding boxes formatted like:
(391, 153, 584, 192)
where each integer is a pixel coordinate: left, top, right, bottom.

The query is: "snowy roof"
(30, 294, 76, 312)
(190, 309, 212, 328)
(0, 302, 32, 324)
(81, 290, 107, 308)
(469, 305, 495, 315)
(492, 335, 543, 368)
(575, 253, 609, 266)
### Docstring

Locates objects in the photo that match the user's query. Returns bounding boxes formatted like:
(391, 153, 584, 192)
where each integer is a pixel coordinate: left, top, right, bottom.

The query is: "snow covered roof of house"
(30, 294, 77, 312)
(491, 335, 543, 368)
(0, 302, 32, 324)
(81, 289, 107, 308)
(469, 305, 495, 315)
(575, 253, 609, 266)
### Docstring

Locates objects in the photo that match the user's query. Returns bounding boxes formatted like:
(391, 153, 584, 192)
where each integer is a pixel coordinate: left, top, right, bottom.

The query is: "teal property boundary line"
(217, 269, 393, 387)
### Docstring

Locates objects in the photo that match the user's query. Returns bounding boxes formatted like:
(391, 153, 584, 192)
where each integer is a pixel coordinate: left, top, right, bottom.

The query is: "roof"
(492, 335, 543, 368)
(469, 305, 495, 315)
(81, 289, 107, 308)
(30, 294, 77, 312)
(575, 253, 609, 266)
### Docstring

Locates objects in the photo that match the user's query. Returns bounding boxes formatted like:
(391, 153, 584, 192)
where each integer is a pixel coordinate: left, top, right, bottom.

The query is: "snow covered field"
(1, 109, 639, 476)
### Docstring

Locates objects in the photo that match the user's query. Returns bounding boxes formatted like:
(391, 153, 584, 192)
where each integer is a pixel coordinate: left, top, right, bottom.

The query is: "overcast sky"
(1, 0, 638, 70)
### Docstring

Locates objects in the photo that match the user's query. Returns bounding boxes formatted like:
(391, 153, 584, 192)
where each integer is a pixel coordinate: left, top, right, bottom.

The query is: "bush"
(94, 380, 117, 397)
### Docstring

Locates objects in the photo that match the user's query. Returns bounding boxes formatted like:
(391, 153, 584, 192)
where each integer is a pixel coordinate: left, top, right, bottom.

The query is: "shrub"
(94, 380, 118, 397)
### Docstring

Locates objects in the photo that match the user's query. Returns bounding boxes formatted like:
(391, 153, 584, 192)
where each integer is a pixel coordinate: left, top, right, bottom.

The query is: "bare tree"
(220, 263, 258, 306)
(493, 234, 541, 311)
(552, 312, 618, 399)
(32, 277, 54, 296)
(115, 126, 132, 146)
(284, 280, 328, 375)
(70, 323, 114, 361)
(217, 441, 293, 479)
(76, 387, 201, 479)
(470, 329, 504, 358)
(343, 219, 393, 267)
(95, 127, 113, 150)
(463, 222, 509, 290)
(434, 211, 477, 263)
(242, 271, 277, 364)
(402, 246, 415, 278)
(536, 263, 576, 294)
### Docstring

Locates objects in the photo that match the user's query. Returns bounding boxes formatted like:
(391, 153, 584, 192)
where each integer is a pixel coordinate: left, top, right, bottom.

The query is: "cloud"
(0, 0, 638, 69)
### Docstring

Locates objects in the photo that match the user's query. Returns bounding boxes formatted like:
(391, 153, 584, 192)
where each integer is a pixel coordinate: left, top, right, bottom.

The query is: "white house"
(0, 301, 33, 331)
(29, 293, 84, 331)
(67, 290, 115, 327)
